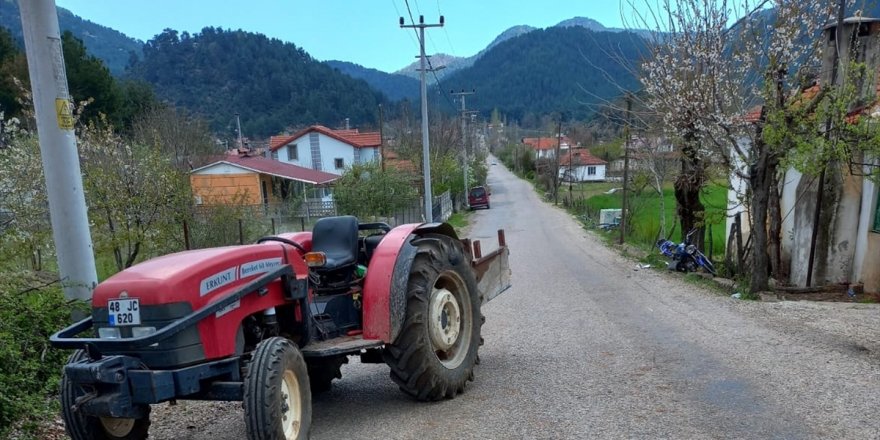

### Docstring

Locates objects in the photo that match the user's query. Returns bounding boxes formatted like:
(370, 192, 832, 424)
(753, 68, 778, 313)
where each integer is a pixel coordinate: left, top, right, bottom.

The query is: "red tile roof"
(743, 105, 764, 123)
(522, 136, 572, 150)
(192, 153, 339, 185)
(269, 125, 381, 151)
(383, 150, 418, 174)
(559, 148, 607, 166)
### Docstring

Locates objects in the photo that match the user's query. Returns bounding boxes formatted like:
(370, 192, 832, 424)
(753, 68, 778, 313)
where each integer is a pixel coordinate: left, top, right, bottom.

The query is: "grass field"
(569, 182, 728, 258)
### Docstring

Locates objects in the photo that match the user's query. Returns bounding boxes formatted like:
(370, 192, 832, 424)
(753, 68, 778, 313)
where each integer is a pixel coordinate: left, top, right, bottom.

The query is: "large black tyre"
(61, 350, 151, 440)
(306, 356, 347, 394)
(244, 337, 311, 440)
(383, 233, 483, 401)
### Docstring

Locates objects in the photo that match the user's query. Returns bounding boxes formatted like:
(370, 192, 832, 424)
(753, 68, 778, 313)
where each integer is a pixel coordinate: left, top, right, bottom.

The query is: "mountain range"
(0, 3, 654, 132)
(0, 0, 142, 75)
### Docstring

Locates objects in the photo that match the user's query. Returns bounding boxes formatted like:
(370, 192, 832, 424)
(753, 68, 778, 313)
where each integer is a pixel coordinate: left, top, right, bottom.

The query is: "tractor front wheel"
(383, 233, 483, 401)
(244, 337, 311, 440)
(61, 350, 151, 440)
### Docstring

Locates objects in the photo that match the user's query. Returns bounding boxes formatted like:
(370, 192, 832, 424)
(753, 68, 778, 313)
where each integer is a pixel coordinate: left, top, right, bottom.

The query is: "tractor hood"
(93, 238, 310, 309)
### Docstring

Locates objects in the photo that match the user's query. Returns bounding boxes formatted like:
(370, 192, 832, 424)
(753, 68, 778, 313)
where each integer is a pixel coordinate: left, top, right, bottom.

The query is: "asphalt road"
(152, 158, 880, 439)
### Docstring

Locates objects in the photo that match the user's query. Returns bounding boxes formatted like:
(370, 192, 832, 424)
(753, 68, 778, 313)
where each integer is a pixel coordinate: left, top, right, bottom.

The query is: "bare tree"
(131, 105, 216, 170)
(80, 117, 192, 270)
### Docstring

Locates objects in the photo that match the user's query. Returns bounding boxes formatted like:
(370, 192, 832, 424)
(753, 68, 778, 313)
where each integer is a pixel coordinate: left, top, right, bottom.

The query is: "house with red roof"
(268, 125, 382, 176)
(190, 150, 339, 206)
(558, 148, 607, 182)
(522, 136, 574, 159)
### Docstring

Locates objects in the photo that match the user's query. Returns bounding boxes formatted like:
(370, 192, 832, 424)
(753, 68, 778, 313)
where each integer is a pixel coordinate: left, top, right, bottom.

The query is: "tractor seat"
(311, 216, 359, 272)
(363, 234, 385, 263)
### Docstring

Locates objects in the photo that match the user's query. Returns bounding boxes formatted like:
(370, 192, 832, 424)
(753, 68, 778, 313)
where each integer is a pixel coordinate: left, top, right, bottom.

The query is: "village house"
(727, 16, 880, 293)
(558, 148, 607, 182)
(521, 135, 574, 159)
(268, 125, 382, 175)
(190, 149, 339, 206)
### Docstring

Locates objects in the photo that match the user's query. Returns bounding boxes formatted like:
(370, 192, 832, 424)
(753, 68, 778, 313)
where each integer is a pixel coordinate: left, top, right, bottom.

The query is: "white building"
(558, 148, 607, 182)
(268, 125, 381, 175)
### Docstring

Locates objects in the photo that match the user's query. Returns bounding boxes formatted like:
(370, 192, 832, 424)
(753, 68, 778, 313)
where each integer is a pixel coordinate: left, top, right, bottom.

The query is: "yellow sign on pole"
(55, 98, 74, 130)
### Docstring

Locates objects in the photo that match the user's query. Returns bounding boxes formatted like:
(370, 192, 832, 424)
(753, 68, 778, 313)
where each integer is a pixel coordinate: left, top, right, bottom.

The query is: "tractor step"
(301, 335, 384, 358)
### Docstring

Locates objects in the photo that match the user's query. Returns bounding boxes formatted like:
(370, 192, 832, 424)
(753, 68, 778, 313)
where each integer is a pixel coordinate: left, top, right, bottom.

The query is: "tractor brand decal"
(239, 258, 282, 278)
(200, 267, 238, 296)
(215, 300, 240, 318)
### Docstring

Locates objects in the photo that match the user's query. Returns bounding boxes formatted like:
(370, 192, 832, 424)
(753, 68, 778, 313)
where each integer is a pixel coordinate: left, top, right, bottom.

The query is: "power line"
(404, 0, 455, 111)
(391, 0, 419, 49)
(436, 0, 458, 57)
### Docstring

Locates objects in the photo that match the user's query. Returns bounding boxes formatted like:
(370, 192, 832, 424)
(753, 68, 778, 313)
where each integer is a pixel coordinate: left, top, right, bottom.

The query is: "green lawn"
(571, 182, 728, 258)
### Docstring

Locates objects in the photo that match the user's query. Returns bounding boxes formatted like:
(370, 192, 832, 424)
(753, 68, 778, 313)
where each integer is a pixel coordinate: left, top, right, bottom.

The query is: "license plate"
(108, 298, 141, 326)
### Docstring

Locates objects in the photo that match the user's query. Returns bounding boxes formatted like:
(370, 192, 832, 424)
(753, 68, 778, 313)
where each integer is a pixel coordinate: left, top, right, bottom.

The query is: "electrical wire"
(403, 0, 457, 111)
(391, 0, 419, 50)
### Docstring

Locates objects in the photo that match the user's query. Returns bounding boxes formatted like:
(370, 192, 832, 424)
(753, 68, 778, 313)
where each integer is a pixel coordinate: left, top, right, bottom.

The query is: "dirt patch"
(773, 285, 880, 303)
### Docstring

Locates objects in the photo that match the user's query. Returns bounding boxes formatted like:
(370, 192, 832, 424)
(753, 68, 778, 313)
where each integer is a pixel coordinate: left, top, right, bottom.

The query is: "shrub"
(0, 272, 82, 437)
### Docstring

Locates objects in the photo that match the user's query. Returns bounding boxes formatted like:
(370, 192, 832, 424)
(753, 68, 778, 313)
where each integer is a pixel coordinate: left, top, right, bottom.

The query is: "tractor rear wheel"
(383, 233, 483, 401)
(244, 337, 311, 440)
(61, 350, 151, 440)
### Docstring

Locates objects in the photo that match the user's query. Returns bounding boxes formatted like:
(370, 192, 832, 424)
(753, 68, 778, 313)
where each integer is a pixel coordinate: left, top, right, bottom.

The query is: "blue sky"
(53, 0, 641, 72)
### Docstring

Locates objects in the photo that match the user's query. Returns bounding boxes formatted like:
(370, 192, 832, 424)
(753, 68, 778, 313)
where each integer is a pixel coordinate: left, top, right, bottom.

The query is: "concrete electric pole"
(400, 15, 444, 222)
(235, 113, 243, 150)
(620, 93, 633, 245)
(452, 89, 475, 207)
(19, 0, 98, 302)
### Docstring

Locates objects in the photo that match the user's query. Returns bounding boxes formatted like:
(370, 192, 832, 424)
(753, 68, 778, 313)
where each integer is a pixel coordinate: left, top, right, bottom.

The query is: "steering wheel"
(256, 236, 307, 253)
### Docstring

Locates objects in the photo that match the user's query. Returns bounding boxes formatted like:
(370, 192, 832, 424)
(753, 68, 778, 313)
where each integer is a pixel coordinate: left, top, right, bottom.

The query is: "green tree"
(333, 161, 418, 219)
(0, 27, 28, 118)
(62, 31, 122, 126)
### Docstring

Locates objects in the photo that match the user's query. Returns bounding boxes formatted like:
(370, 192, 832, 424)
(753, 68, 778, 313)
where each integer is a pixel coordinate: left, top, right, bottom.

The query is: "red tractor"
(51, 217, 510, 440)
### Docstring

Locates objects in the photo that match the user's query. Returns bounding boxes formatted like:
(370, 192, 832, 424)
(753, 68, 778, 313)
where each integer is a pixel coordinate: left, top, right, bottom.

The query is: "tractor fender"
(362, 222, 460, 342)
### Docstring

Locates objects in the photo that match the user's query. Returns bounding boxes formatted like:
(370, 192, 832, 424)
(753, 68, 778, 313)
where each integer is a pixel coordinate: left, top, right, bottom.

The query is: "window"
(270, 150, 278, 160)
(587, 166, 596, 176)
(873, 188, 880, 232)
(334, 158, 344, 169)
(287, 144, 298, 161)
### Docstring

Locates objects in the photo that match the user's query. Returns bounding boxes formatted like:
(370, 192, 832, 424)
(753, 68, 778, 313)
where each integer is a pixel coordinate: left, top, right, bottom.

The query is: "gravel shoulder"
(112, 159, 880, 439)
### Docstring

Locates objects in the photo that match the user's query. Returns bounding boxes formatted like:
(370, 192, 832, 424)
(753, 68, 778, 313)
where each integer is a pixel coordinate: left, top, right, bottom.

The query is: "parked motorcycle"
(656, 229, 717, 276)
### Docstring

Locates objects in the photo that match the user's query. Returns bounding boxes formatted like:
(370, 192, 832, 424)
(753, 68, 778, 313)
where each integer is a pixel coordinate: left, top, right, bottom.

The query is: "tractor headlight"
(686, 244, 696, 255)
(98, 327, 121, 339)
(132, 326, 157, 338)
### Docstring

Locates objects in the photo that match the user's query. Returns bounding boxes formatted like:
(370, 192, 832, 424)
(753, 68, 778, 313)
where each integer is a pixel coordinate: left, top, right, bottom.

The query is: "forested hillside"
(441, 26, 646, 122)
(326, 60, 419, 101)
(128, 28, 384, 137)
(0, 0, 143, 75)
(394, 25, 536, 80)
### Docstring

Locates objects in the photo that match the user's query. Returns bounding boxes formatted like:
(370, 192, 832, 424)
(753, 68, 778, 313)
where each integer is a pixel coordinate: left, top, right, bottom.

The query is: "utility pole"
(235, 113, 243, 150)
(19, 0, 98, 302)
(806, 0, 846, 286)
(554, 120, 562, 205)
(452, 89, 475, 207)
(378, 104, 385, 172)
(568, 138, 573, 202)
(620, 93, 633, 245)
(400, 15, 444, 222)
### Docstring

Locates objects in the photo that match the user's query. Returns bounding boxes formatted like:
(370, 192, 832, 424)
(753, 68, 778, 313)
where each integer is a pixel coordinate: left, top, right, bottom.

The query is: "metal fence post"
(183, 220, 191, 250)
